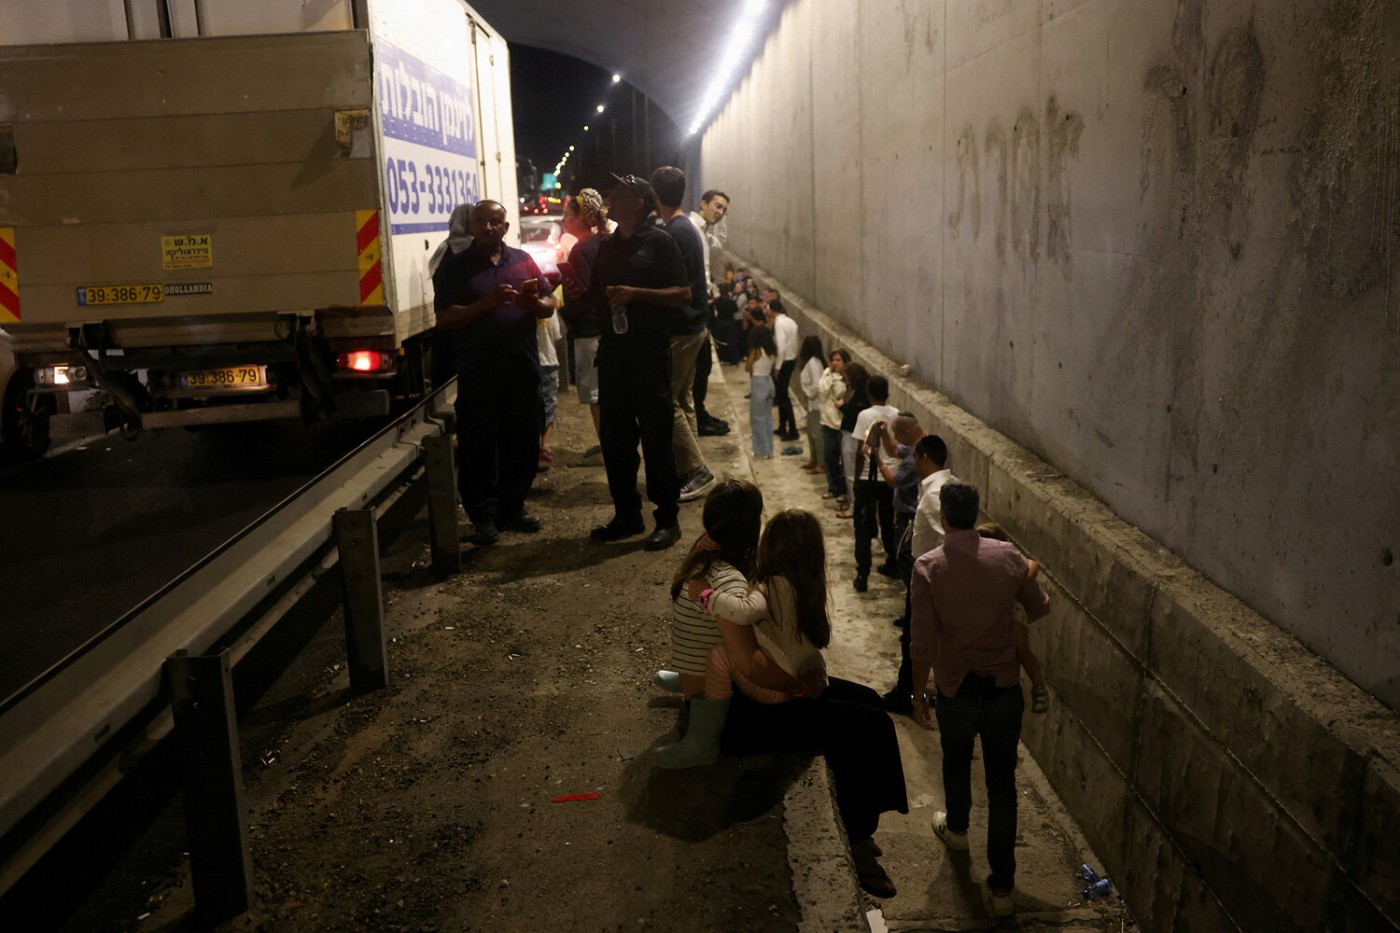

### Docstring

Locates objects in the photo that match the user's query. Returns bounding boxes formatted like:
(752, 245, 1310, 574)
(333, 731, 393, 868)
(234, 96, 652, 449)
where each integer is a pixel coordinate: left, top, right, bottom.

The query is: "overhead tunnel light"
(688, 0, 768, 136)
(612, 73, 622, 83)
(596, 104, 606, 113)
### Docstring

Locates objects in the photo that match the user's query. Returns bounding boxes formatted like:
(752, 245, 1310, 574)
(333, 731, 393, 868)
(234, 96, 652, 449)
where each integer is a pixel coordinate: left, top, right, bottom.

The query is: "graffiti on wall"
(947, 96, 1084, 279)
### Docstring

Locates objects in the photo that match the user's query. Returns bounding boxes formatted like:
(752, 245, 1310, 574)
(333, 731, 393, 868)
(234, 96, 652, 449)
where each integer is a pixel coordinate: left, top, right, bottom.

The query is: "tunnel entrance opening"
(509, 44, 685, 203)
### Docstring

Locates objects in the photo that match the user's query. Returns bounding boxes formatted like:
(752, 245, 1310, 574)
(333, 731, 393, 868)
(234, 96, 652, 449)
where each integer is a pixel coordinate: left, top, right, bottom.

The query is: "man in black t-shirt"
(581, 174, 691, 551)
(432, 200, 556, 546)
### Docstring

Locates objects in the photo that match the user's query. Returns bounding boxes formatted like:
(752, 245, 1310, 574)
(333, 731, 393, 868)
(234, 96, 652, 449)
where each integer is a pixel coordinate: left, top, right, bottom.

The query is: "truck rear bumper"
(48, 390, 390, 435)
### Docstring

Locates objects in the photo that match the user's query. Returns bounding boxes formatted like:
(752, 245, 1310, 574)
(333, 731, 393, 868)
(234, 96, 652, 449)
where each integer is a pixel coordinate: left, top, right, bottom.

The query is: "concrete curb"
(785, 760, 873, 933)
(722, 252, 1400, 932)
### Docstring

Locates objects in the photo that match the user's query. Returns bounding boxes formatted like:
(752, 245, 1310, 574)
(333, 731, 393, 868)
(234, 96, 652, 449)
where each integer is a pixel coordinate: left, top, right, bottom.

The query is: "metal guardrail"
(0, 381, 459, 899)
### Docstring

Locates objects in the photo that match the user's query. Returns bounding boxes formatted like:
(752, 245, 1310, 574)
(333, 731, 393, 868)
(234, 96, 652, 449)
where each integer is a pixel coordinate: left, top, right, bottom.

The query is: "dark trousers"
(693, 334, 713, 420)
(455, 363, 541, 524)
(892, 517, 915, 694)
(936, 675, 1025, 891)
(714, 319, 745, 364)
(852, 480, 896, 575)
(774, 359, 797, 436)
(598, 347, 680, 527)
(822, 425, 845, 496)
(723, 677, 909, 842)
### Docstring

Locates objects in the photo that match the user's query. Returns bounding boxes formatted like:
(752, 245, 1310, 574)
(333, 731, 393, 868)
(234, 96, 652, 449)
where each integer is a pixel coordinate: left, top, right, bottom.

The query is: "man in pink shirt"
(908, 481, 1050, 917)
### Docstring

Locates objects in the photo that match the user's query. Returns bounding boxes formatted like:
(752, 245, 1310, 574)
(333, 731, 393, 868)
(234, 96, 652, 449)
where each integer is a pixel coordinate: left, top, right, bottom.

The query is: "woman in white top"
(797, 335, 826, 475)
(696, 510, 830, 704)
(817, 348, 850, 501)
(746, 325, 778, 458)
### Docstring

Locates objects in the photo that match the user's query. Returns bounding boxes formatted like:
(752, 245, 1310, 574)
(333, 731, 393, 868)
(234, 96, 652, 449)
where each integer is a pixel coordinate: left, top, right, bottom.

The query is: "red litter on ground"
(552, 793, 601, 803)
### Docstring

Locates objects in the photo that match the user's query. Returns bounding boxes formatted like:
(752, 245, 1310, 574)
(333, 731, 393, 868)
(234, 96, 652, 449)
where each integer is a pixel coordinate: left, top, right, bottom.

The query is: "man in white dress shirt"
(689, 189, 731, 436)
(885, 434, 956, 711)
(849, 376, 901, 591)
(767, 294, 800, 441)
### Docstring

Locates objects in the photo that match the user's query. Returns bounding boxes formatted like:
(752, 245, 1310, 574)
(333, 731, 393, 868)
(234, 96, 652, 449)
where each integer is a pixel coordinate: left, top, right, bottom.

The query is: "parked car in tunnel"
(519, 216, 565, 284)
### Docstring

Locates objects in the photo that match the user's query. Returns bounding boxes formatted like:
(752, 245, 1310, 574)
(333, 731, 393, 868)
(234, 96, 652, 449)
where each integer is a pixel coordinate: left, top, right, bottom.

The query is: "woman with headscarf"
(428, 204, 474, 387)
(429, 203, 473, 275)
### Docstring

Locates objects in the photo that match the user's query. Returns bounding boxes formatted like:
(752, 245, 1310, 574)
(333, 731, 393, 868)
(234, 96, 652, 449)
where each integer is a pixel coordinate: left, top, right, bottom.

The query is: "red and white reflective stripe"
(0, 227, 18, 323)
(356, 211, 384, 305)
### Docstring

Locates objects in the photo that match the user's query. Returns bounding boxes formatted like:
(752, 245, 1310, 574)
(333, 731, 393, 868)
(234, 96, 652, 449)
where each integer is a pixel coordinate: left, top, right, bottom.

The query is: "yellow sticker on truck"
(77, 283, 164, 306)
(161, 234, 213, 270)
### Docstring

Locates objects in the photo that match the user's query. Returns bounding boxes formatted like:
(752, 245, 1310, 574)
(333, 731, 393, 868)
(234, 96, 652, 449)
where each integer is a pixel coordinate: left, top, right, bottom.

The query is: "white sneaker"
(932, 810, 970, 851)
(989, 883, 1014, 917)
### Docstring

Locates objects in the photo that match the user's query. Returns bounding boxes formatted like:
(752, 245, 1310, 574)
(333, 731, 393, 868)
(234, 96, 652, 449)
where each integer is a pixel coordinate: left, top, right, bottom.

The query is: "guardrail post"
(424, 434, 461, 576)
(334, 508, 388, 691)
(165, 649, 252, 920)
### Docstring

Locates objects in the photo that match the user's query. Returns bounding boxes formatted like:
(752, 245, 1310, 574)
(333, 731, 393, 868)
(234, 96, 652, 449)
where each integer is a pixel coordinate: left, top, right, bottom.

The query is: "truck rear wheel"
(2, 370, 55, 459)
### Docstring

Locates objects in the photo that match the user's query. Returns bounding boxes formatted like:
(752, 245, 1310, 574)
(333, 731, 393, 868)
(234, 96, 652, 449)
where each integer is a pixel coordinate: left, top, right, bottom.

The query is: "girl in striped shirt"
(655, 509, 831, 768)
(654, 479, 765, 701)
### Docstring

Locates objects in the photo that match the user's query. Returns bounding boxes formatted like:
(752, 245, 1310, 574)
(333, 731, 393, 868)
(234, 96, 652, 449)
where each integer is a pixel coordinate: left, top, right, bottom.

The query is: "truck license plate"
(180, 366, 268, 390)
(77, 283, 164, 306)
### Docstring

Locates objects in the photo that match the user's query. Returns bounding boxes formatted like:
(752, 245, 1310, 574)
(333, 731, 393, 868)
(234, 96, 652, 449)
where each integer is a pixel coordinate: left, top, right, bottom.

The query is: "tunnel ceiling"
(466, 0, 786, 134)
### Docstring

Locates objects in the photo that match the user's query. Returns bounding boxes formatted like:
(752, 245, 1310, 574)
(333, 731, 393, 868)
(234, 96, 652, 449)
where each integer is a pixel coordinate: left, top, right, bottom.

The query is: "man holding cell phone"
(433, 199, 557, 546)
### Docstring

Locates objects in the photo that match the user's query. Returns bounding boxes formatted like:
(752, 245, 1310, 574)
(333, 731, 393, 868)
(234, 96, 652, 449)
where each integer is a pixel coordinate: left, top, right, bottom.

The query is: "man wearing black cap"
(585, 173, 691, 550)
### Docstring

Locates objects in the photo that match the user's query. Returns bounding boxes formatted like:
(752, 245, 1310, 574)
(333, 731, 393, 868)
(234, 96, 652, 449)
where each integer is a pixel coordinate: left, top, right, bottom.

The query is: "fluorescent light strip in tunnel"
(688, 0, 769, 136)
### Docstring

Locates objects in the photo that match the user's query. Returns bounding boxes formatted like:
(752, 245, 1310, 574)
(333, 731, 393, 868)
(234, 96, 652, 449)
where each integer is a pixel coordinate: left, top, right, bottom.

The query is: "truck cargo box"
(0, 0, 519, 454)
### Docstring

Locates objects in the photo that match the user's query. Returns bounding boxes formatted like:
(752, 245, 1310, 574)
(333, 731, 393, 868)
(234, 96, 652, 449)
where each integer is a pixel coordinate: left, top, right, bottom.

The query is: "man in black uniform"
(433, 199, 556, 546)
(586, 174, 691, 550)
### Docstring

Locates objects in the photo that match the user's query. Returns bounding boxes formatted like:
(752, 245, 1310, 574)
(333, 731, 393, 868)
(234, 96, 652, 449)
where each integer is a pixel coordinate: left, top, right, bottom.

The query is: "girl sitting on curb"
(655, 508, 908, 899)
(654, 480, 767, 702)
(655, 508, 830, 769)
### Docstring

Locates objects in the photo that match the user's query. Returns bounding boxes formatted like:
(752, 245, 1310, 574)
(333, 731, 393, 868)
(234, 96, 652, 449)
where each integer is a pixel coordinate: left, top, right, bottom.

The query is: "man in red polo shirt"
(909, 480, 1050, 918)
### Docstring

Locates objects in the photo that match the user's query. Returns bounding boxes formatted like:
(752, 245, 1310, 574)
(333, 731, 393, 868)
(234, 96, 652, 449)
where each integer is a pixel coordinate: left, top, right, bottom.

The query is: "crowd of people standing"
(429, 173, 1052, 918)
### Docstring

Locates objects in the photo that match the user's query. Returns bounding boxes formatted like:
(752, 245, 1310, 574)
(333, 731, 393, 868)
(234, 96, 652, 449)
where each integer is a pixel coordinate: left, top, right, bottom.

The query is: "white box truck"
(0, 0, 519, 456)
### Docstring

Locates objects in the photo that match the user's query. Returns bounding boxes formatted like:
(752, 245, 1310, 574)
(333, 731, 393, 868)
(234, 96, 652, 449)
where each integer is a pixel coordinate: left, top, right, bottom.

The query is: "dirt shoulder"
(123, 350, 1134, 933)
(131, 365, 858, 933)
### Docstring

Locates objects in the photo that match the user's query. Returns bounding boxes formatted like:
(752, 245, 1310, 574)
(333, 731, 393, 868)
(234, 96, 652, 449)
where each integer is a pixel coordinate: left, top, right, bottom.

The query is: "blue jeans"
(822, 425, 844, 495)
(840, 430, 858, 502)
(935, 675, 1025, 891)
(749, 374, 774, 456)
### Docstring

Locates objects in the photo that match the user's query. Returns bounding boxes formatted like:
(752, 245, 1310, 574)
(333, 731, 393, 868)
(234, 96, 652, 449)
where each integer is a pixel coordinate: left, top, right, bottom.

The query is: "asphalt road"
(0, 420, 379, 700)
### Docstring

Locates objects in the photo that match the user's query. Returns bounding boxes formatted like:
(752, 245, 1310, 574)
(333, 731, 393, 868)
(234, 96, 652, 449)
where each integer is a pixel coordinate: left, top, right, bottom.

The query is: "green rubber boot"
(654, 698, 730, 769)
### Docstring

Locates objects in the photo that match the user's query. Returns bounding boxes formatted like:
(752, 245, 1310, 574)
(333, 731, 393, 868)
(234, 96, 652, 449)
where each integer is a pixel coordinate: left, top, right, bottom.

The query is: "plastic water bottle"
(1079, 864, 1099, 884)
(611, 307, 628, 334)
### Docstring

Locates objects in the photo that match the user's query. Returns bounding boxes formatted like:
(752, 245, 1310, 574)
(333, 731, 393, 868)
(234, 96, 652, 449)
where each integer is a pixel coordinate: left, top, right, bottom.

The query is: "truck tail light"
(35, 364, 88, 386)
(336, 350, 390, 373)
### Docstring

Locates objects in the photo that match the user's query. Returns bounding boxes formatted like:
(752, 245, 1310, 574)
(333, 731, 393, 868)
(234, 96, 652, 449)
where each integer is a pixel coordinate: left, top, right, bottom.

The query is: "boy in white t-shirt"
(850, 375, 900, 591)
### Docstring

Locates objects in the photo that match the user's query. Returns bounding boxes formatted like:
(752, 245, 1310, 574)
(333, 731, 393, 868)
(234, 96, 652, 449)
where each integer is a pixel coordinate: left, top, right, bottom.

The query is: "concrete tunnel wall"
(696, 1, 1400, 931)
